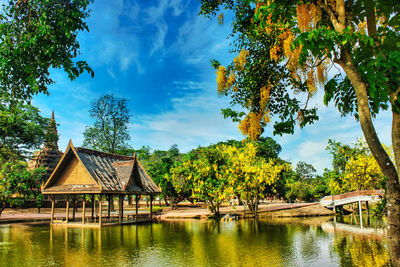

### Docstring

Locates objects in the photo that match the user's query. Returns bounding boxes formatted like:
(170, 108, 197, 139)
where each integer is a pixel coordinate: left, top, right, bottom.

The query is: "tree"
(0, 161, 44, 217)
(295, 161, 317, 180)
(325, 139, 387, 194)
(0, 103, 49, 162)
(170, 146, 229, 216)
(0, 0, 93, 103)
(83, 94, 131, 153)
(0, 0, 93, 162)
(200, 1, 400, 264)
(216, 137, 282, 159)
(141, 145, 187, 207)
(220, 142, 290, 215)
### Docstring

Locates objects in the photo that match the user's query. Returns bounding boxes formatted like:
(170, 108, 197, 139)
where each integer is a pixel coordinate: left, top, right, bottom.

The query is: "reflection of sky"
(32, 0, 391, 173)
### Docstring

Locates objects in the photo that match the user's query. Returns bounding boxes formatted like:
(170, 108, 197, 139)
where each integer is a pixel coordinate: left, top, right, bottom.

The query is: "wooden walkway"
(320, 190, 384, 208)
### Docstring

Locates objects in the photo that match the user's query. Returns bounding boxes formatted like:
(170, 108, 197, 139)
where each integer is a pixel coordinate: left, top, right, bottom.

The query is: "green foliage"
(372, 198, 387, 220)
(0, 161, 45, 216)
(0, 0, 93, 169)
(141, 145, 189, 207)
(0, 0, 94, 102)
(0, 102, 49, 162)
(215, 137, 282, 159)
(324, 139, 387, 194)
(295, 161, 316, 180)
(201, 1, 319, 138)
(83, 94, 131, 153)
(150, 206, 163, 214)
(170, 146, 228, 215)
(283, 165, 329, 202)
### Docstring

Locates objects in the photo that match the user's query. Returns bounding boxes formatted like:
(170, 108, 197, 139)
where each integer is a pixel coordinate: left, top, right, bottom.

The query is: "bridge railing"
(321, 189, 385, 203)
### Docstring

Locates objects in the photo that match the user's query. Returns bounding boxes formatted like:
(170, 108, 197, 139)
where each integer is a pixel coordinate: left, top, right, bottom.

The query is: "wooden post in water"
(99, 195, 103, 226)
(135, 195, 139, 219)
(107, 195, 112, 219)
(118, 195, 123, 223)
(358, 200, 363, 228)
(72, 196, 76, 221)
(82, 196, 86, 224)
(66, 199, 69, 224)
(150, 195, 153, 220)
(50, 197, 55, 224)
(91, 194, 95, 220)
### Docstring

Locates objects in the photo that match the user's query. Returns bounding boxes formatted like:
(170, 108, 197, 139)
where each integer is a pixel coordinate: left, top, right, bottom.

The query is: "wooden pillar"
(150, 195, 153, 220)
(66, 199, 69, 224)
(107, 196, 112, 219)
(135, 195, 139, 217)
(118, 195, 123, 223)
(366, 201, 369, 217)
(72, 196, 76, 221)
(358, 200, 363, 228)
(82, 196, 86, 224)
(91, 194, 95, 219)
(99, 195, 103, 226)
(50, 197, 55, 224)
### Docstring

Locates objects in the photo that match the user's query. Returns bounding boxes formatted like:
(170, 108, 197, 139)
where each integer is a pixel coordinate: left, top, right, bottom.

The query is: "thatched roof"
(42, 141, 161, 195)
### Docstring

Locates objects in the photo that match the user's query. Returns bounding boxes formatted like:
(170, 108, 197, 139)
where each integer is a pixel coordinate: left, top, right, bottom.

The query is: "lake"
(0, 217, 389, 267)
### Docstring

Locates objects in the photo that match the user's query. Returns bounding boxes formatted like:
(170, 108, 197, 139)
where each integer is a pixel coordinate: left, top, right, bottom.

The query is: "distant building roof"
(42, 141, 161, 195)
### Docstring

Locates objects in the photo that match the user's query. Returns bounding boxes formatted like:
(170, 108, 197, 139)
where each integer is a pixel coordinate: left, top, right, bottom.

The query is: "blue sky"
(32, 0, 391, 173)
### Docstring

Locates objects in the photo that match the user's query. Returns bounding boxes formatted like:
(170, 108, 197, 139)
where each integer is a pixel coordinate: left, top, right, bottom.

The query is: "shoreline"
(0, 202, 335, 224)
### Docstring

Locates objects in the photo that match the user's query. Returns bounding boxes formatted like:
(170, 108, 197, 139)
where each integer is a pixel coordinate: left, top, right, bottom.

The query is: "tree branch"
(318, 1, 345, 33)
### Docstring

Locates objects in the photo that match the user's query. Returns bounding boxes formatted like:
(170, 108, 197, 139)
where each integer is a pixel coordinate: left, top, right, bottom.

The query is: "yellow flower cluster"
(357, 19, 367, 34)
(316, 60, 327, 86)
(270, 45, 281, 61)
(238, 112, 263, 141)
(296, 3, 321, 32)
(218, 13, 224, 24)
(306, 68, 317, 95)
(259, 85, 271, 110)
(234, 50, 249, 71)
(262, 111, 271, 123)
(216, 65, 228, 94)
(227, 73, 236, 87)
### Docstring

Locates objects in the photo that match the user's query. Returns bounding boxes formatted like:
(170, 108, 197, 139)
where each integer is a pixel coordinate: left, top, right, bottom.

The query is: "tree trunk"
(339, 48, 400, 266)
(237, 195, 243, 205)
(0, 204, 5, 218)
(164, 197, 169, 206)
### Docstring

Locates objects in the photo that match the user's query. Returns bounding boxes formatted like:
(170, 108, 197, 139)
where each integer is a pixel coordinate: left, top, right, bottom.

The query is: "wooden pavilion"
(42, 140, 161, 227)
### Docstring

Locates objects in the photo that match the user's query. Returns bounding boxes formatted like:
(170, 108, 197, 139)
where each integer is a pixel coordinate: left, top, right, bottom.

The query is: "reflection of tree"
(299, 228, 321, 261)
(0, 220, 391, 266)
(332, 234, 389, 267)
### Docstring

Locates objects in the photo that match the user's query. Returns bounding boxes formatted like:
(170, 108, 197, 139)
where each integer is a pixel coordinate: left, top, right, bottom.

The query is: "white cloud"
(131, 80, 242, 152)
(149, 21, 168, 56)
(172, 11, 233, 67)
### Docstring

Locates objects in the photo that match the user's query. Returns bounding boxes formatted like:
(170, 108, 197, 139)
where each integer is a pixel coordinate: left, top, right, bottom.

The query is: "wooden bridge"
(320, 190, 384, 228)
(320, 189, 385, 209)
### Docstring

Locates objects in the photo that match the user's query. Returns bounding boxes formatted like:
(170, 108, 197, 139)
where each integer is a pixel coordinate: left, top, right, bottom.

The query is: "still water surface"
(0, 217, 389, 267)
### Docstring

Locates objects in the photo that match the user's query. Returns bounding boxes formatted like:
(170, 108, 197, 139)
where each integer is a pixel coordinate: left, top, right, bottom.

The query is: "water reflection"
(0, 218, 389, 267)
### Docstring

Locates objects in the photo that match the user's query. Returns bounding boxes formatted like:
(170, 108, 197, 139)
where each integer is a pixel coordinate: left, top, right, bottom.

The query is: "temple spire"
(44, 110, 59, 150)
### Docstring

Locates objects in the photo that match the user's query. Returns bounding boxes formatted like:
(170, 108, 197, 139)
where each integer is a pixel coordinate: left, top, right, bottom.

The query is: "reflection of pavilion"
(42, 140, 161, 226)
